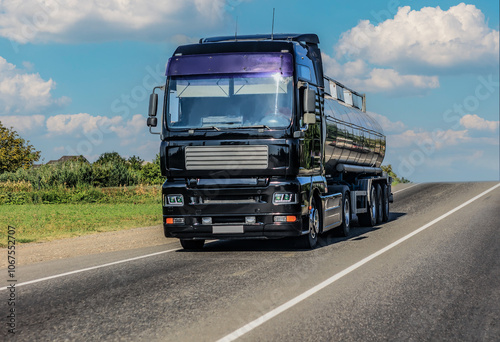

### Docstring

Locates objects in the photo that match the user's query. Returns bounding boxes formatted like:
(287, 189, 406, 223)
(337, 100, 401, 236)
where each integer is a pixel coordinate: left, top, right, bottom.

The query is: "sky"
(0, 0, 498, 183)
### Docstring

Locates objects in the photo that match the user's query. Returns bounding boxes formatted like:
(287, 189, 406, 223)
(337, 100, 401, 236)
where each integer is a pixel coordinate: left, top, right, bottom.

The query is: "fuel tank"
(323, 97, 386, 174)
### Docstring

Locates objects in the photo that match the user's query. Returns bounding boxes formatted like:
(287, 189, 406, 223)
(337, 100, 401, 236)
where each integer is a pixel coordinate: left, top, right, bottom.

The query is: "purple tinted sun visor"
(166, 52, 293, 77)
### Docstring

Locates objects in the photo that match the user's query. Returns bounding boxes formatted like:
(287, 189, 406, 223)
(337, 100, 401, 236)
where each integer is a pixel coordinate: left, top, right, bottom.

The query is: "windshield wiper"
(188, 126, 221, 131)
(231, 125, 271, 130)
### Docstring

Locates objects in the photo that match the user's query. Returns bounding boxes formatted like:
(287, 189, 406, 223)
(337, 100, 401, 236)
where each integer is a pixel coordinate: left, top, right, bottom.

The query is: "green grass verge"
(0, 184, 162, 205)
(0, 203, 163, 248)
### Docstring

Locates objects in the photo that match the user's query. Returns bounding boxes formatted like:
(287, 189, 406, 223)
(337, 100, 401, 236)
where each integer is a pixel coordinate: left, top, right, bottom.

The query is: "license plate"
(212, 225, 244, 234)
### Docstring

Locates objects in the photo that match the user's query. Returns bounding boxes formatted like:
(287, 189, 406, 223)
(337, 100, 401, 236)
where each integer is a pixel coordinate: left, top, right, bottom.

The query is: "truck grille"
(185, 145, 268, 170)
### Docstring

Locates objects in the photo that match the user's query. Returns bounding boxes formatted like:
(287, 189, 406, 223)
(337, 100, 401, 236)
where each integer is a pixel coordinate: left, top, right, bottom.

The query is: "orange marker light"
(286, 215, 296, 222)
(166, 218, 174, 224)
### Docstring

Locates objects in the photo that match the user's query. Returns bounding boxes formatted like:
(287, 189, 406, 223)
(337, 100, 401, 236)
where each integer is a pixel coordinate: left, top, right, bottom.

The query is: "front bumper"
(162, 177, 306, 240)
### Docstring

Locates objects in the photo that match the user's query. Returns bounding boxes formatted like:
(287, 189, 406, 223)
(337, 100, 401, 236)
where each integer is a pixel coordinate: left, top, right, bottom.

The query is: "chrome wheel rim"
(371, 187, 377, 220)
(310, 207, 319, 239)
(344, 198, 350, 229)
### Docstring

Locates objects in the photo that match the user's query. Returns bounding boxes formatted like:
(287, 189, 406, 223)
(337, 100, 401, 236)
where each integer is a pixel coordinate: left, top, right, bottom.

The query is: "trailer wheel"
(376, 184, 383, 224)
(359, 184, 377, 227)
(300, 197, 320, 249)
(382, 184, 390, 222)
(180, 239, 205, 250)
(337, 193, 351, 237)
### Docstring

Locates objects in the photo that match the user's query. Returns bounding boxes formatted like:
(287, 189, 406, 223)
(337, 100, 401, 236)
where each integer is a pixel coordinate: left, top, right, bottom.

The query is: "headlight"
(273, 193, 297, 204)
(165, 194, 184, 206)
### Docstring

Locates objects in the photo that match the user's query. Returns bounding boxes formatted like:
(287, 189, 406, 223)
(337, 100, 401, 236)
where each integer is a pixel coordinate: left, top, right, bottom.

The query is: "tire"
(382, 184, 390, 222)
(376, 184, 383, 224)
(337, 192, 351, 237)
(180, 239, 205, 250)
(300, 196, 320, 249)
(359, 184, 377, 227)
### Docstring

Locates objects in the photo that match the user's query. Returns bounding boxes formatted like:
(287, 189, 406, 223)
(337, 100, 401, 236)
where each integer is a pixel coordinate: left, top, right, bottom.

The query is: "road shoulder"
(0, 225, 176, 268)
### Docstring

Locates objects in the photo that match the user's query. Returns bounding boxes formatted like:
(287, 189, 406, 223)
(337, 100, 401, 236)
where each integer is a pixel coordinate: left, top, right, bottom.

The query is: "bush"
(0, 180, 32, 192)
(0, 159, 94, 189)
(140, 154, 163, 185)
(94, 152, 126, 166)
(0, 185, 161, 205)
(0, 152, 163, 190)
(381, 164, 410, 185)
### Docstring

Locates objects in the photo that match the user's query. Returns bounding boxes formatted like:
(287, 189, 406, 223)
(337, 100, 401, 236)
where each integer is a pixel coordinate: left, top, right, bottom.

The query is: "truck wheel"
(382, 184, 390, 222)
(337, 193, 351, 237)
(180, 239, 205, 250)
(359, 184, 377, 227)
(300, 197, 320, 249)
(376, 184, 383, 224)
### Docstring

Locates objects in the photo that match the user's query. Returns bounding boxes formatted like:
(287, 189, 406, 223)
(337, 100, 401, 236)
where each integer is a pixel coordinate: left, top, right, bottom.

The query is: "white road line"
(0, 247, 180, 291)
(216, 182, 500, 342)
(393, 183, 420, 194)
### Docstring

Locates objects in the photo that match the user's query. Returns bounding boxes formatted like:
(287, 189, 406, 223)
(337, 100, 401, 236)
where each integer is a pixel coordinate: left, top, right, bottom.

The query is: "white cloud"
(460, 114, 499, 132)
(0, 0, 235, 43)
(429, 150, 485, 169)
(22, 61, 35, 70)
(322, 54, 439, 95)
(131, 139, 161, 162)
(171, 34, 199, 46)
(0, 115, 45, 134)
(388, 129, 471, 150)
(356, 68, 439, 94)
(46, 113, 148, 145)
(387, 144, 498, 182)
(367, 112, 406, 133)
(336, 3, 499, 72)
(46, 113, 122, 136)
(110, 114, 145, 141)
(364, 69, 439, 92)
(324, 4, 499, 94)
(385, 127, 499, 182)
(54, 114, 156, 162)
(0, 56, 70, 115)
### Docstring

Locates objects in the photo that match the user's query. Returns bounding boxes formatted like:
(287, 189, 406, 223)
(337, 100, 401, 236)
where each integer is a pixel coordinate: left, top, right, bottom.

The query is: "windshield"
(166, 74, 293, 130)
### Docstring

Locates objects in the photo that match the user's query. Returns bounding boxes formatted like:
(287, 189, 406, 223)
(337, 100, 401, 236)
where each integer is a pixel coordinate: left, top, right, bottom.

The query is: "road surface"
(1, 182, 499, 341)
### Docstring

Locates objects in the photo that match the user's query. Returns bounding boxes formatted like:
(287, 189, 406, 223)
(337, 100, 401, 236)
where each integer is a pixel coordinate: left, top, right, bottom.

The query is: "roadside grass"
(0, 184, 162, 205)
(0, 203, 163, 248)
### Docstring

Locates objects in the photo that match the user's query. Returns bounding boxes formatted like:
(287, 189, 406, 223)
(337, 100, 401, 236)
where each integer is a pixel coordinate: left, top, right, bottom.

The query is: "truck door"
(296, 43, 322, 176)
(298, 85, 321, 174)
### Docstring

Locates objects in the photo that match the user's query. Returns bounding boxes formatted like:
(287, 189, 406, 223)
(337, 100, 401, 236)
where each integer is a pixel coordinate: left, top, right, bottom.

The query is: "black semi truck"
(147, 33, 392, 249)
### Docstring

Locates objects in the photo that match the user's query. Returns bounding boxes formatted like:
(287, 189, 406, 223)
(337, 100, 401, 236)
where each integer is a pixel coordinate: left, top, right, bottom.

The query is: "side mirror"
(147, 117, 158, 127)
(147, 86, 164, 135)
(303, 87, 316, 124)
(148, 93, 158, 117)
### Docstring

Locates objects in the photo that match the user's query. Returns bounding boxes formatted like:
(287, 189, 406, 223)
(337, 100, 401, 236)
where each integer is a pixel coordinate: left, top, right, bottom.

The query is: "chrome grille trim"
(185, 145, 268, 170)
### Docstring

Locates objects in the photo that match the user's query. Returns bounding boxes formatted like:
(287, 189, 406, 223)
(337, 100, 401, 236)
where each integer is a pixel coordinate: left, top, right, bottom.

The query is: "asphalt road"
(1, 182, 499, 341)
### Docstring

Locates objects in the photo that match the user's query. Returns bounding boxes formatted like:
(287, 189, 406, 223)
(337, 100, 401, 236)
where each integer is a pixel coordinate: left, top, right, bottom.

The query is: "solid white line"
(0, 247, 180, 291)
(216, 182, 500, 342)
(393, 183, 420, 194)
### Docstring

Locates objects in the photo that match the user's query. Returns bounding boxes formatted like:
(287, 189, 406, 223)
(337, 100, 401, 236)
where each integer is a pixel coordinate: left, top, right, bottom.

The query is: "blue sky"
(0, 0, 498, 182)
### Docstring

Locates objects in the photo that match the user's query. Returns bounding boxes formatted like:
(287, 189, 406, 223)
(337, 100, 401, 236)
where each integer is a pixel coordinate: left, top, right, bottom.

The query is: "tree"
(94, 151, 126, 166)
(381, 164, 410, 184)
(127, 155, 144, 171)
(140, 154, 163, 185)
(0, 122, 41, 174)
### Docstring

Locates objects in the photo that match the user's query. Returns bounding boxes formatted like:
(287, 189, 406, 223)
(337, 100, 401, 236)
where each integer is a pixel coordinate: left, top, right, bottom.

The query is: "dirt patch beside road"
(0, 225, 177, 268)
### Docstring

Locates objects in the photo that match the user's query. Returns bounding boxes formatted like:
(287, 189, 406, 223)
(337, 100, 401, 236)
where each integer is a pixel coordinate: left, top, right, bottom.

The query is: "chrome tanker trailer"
(147, 33, 392, 249)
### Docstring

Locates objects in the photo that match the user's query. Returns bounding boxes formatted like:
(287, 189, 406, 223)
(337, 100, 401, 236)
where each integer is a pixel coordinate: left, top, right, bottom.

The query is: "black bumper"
(162, 177, 306, 240)
(164, 221, 303, 240)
